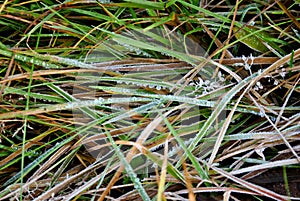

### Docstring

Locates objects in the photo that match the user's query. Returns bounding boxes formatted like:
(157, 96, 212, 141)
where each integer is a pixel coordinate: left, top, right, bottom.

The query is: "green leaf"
(233, 26, 286, 55)
(233, 26, 269, 53)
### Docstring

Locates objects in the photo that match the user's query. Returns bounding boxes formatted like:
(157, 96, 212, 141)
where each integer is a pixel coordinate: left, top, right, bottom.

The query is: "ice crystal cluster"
(189, 70, 226, 96)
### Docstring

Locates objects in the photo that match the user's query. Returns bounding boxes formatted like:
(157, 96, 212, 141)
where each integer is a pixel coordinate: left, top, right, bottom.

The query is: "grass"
(0, 0, 299, 200)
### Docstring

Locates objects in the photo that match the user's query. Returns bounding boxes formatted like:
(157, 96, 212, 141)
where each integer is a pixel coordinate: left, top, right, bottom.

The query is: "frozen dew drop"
(280, 68, 286, 78)
(242, 55, 247, 62)
(204, 80, 210, 86)
(218, 71, 225, 82)
(257, 69, 262, 75)
(256, 81, 263, 89)
(259, 109, 265, 117)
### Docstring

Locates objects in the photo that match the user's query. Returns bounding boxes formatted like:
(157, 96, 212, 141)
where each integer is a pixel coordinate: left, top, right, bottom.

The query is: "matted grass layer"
(0, 1, 299, 200)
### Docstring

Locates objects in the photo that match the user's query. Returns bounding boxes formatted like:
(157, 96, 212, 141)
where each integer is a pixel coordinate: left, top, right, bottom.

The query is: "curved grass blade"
(186, 73, 259, 164)
(162, 114, 209, 180)
(105, 130, 151, 201)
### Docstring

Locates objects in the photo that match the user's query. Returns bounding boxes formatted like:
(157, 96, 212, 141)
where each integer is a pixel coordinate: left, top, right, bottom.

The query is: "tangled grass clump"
(0, 1, 299, 200)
